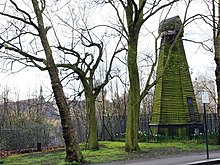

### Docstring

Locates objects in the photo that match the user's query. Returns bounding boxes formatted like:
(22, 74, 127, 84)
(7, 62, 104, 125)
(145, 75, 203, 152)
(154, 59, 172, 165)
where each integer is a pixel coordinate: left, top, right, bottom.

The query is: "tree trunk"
(86, 92, 99, 150)
(49, 69, 83, 162)
(31, 0, 83, 162)
(217, 70, 220, 144)
(215, 32, 220, 144)
(215, 0, 220, 145)
(125, 34, 141, 151)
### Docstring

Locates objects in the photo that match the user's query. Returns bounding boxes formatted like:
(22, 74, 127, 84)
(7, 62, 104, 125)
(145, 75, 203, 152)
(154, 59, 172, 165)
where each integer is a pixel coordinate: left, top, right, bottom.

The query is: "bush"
(191, 131, 219, 144)
(138, 131, 149, 142)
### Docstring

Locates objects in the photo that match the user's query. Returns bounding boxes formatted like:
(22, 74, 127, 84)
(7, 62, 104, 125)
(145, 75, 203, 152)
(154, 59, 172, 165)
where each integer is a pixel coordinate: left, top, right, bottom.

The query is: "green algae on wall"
(151, 16, 200, 137)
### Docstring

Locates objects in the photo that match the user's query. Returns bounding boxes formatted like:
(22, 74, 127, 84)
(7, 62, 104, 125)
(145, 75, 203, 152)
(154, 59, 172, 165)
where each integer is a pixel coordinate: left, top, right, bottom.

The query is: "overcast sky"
(0, 0, 215, 100)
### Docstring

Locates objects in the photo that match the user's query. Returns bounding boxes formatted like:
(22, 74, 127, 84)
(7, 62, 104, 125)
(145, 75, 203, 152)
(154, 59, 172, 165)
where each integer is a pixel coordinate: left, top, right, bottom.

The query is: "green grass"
(83, 142, 127, 163)
(1, 141, 220, 164)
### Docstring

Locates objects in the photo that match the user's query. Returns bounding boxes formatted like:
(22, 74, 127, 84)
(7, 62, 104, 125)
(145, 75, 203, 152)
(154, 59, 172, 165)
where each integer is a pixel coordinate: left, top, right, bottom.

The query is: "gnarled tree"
(0, 0, 83, 163)
(56, 30, 124, 150)
(0, 0, 124, 153)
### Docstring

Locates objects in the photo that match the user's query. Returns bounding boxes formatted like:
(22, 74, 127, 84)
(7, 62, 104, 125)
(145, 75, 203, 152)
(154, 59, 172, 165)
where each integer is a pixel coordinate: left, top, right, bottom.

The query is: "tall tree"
(108, 0, 179, 151)
(52, 5, 125, 149)
(212, 0, 220, 144)
(57, 35, 123, 149)
(0, 0, 124, 152)
(0, 0, 83, 163)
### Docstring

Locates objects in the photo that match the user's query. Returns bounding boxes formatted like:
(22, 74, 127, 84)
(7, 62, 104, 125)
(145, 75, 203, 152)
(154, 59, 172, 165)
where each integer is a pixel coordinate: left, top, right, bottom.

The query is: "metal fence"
(0, 113, 218, 151)
(0, 125, 64, 151)
(97, 113, 219, 140)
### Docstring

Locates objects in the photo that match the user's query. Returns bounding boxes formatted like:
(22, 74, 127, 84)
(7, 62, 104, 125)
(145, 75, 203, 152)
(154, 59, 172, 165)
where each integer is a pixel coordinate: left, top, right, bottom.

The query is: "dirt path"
(87, 147, 208, 165)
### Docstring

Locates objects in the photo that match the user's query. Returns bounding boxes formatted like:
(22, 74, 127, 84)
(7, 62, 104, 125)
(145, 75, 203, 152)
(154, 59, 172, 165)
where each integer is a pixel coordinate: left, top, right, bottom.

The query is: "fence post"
(37, 142, 42, 151)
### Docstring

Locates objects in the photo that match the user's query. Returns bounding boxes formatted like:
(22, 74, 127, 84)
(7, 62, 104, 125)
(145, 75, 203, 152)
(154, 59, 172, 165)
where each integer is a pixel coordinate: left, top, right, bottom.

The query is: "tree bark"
(216, 56, 220, 144)
(85, 91, 99, 150)
(31, 0, 83, 162)
(109, 0, 179, 152)
(49, 69, 83, 162)
(125, 33, 141, 151)
(215, 31, 220, 145)
(213, 0, 220, 145)
(124, 0, 141, 151)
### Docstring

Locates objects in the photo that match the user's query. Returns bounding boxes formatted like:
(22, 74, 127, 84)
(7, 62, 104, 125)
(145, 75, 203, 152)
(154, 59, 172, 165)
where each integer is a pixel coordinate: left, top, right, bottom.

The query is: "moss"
(86, 94, 99, 150)
(158, 16, 182, 34)
(152, 16, 199, 137)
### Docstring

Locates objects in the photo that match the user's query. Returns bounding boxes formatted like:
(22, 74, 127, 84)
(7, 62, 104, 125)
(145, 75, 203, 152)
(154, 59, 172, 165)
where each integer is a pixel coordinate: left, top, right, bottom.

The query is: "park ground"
(1, 141, 220, 165)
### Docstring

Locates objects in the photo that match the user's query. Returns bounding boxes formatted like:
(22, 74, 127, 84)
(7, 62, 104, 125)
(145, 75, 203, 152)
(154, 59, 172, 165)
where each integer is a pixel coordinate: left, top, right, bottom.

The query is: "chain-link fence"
(0, 113, 218, 152)
(0, 125, 64, 151)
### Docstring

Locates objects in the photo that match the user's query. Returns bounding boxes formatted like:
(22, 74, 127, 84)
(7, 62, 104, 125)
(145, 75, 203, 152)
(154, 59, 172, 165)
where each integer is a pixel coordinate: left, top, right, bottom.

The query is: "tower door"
(187, 97, 195, 122)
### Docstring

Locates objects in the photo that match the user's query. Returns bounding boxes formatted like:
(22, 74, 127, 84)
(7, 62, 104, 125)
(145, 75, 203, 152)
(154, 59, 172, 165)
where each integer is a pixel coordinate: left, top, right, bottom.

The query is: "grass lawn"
(1, 141, 220, 164)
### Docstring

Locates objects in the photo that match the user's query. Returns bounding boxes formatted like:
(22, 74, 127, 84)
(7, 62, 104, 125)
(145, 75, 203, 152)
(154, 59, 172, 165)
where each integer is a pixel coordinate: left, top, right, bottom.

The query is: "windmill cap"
(158, 16, 183, 36)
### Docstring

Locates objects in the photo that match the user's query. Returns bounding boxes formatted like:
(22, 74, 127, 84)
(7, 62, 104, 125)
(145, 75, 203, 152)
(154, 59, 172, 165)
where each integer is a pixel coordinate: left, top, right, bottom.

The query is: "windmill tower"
(150, 16, 202, 137)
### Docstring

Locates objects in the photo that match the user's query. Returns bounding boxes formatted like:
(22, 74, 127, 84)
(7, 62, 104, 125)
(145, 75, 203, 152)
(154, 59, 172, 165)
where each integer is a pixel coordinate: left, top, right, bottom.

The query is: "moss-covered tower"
(151, 16, 201, 137)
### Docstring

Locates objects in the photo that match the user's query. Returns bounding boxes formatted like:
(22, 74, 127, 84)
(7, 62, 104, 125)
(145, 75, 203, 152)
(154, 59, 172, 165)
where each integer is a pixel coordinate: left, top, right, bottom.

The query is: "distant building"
(0, 94, 64, 150)
(0, 98, 60, 126)
(193, 79, 217, 114)
(193, 78, 218, 132)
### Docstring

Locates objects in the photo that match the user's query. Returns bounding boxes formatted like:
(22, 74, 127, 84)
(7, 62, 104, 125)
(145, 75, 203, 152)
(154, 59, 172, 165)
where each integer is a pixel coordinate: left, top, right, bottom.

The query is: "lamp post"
(201, 91, 209, 159)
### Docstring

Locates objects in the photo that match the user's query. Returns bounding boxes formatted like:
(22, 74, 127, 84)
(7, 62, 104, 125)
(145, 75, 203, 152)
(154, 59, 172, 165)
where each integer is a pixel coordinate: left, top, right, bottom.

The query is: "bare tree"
(105, 0, 180, 151)
(0, 0, 83, 163)
(0, 0, 125, 153)
(57, 31, 124, 149)
(193, 74, 217, 114)
(44, 0, 128, 149)
(194, 0, 220, 143)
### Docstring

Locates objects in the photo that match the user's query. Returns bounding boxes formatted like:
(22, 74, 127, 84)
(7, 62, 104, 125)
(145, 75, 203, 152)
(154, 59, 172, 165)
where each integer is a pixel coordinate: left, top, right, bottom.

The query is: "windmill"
(151, 16, 202, 137)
